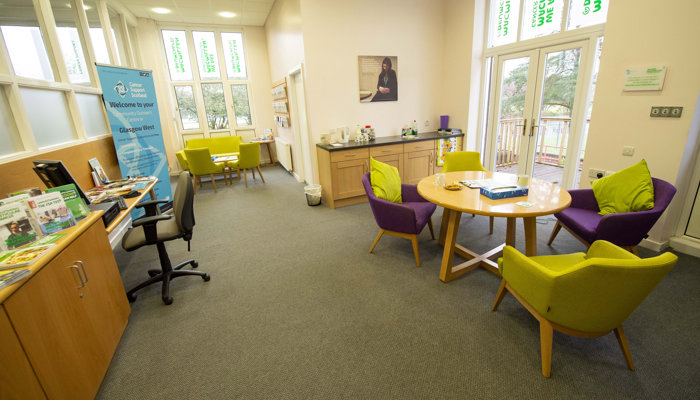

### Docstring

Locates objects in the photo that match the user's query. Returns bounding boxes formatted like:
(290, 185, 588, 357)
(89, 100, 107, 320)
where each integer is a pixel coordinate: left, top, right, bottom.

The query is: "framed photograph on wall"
(358, 56, 398, 103)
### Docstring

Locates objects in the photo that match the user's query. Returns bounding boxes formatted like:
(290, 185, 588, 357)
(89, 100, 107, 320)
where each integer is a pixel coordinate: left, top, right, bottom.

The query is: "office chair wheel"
(202, 273, 210, 281)
(127, 293, 137, 303)
(148, 269, 160, 277)
(163, 296, 173, 305)
(191, 261, 199, 268)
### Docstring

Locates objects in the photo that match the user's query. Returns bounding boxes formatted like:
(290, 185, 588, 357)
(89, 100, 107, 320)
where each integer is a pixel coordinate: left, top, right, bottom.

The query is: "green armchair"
(441, 151, 494, 233)
(175, 150, 189, 171)
(183, 148, 228, 194)
(229, 142, 265, 188)
(491, 240, 677, 377)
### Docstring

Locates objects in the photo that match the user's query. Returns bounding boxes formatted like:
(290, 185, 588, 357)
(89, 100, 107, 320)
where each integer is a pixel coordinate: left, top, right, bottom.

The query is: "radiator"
(275, 138, 293, 172)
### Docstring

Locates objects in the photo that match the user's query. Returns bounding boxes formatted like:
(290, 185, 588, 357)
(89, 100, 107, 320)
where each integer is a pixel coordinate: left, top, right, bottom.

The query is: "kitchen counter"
(316, 130, 464, 151)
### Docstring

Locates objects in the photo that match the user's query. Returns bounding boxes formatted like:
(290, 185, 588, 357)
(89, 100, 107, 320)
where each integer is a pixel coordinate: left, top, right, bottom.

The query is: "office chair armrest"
(131, 214, 171, 228)
(135, 199, 168, 216)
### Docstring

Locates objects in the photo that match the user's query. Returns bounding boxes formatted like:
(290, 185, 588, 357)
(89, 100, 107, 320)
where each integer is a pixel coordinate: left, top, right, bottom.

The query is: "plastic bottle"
(412, 120, 418, 135)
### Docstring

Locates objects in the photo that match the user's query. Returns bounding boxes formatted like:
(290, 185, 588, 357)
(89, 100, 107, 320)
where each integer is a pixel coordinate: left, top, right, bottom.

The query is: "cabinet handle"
(344, 153, 356, 157)
(381, 150, 392, 153)
(70, 265, 86, 289)
(75, 260, 88, 284)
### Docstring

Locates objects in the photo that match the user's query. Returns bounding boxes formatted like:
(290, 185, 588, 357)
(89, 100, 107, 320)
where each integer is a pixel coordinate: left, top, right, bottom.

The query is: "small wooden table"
(417, 171, 571, 282)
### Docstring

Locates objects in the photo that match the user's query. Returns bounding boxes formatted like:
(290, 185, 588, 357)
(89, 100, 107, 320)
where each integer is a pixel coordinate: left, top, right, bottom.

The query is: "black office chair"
(122, 171, 210, 305)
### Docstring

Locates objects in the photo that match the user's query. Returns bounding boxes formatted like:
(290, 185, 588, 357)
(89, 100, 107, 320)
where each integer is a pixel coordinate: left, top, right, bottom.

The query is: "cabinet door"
(0, 309, 46, 400)
(373, 154, 403, 180)
(332, 158, 368, 199)
(5, 221, 129, 400)
(403, 149, 434, 185)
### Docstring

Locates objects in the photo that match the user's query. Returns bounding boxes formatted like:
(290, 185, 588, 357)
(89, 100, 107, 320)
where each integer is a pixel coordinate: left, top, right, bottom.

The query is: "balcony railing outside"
(496, 116, 588, 169)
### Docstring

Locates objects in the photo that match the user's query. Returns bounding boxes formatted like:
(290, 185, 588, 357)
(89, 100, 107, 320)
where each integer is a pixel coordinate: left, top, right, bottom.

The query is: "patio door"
(488, 40, 590, 187)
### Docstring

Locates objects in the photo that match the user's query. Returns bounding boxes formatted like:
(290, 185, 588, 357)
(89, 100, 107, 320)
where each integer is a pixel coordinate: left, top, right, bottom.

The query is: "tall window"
(161, 28, 254, 141)
(488, 0, 609, 48)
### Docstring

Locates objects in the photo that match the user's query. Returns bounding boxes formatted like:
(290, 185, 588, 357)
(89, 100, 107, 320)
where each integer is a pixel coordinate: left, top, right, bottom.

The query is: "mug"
(517, 175, 529, 187)
(434, 173, 445, 186)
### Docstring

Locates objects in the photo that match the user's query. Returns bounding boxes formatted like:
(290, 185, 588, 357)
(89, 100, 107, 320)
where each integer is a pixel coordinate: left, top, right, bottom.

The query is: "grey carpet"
(98, 167, 700, 399)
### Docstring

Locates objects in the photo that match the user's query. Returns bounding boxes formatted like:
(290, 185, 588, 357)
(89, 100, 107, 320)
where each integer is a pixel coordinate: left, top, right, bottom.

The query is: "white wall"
(581, 0, 700, 246)
(265, 0, 305, 148)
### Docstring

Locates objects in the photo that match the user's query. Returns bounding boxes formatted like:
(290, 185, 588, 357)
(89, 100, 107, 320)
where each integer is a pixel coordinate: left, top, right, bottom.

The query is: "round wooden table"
(417, 171, 571, 282)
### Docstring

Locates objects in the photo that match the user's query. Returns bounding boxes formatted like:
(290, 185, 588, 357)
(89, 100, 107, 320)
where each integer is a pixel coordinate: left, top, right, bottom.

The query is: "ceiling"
(117, 0, 276, 26)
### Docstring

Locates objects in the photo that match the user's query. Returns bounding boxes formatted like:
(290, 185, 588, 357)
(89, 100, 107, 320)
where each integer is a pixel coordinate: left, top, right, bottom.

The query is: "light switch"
(622, 146, 635, 156)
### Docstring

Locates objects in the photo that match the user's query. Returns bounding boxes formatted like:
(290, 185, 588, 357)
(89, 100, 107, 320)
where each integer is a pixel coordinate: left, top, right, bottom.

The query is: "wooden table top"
(417, 171, 571, 218)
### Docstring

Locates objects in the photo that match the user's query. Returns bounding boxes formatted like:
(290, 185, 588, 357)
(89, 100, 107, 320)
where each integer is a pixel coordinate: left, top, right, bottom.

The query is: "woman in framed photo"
(371, 57, 398, 102)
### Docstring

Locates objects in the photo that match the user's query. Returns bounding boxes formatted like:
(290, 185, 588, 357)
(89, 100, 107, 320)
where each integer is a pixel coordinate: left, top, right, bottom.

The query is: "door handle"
(70, 265, 86, 289)
(515, 118, 528, 136)
(530, 124, 538, 137)
(75, 260, 88, 284)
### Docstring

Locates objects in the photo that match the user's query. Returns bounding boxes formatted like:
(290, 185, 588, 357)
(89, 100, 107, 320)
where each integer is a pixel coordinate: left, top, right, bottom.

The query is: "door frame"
(478, 24, 605, 189)
(287, 63, 313, 184)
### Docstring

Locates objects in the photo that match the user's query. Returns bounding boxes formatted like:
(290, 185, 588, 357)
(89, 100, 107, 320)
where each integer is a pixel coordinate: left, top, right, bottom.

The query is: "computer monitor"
(32, 159, 92, 205)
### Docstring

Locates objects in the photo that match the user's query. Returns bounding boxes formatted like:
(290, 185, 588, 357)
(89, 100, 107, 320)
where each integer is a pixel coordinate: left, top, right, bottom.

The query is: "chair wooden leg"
(548, 221, 562, 245)
(257, 166, 265, 183)
(614, 325, 635, 371)
(622, 246, 639, 256)
(369, 230, 384, 253)
(540, 319, 554, 378)
(243, 169, 248, 188)
(491, 279, 508, 311)
(210, 174, 218, 192)
(489, 216, 494, 234)
(252, 167, 256, 179)
(410, 234, 420, 267)
(192, 176, 198, 195)
(427, 218, 435, 240)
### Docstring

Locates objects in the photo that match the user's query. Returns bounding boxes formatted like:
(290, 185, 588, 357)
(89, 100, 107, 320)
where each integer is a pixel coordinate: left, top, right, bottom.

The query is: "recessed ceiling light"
(152, 8, 172, 14)
(66, 3, 91, 9)
(219, 11, 237, 18)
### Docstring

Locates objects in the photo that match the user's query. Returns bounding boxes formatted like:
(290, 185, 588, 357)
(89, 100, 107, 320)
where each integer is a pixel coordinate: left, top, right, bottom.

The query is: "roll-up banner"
(95, 64, 172, 218)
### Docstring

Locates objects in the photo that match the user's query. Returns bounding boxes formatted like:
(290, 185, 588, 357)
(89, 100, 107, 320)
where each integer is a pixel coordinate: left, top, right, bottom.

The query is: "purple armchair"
(362, 173, 436, 267)
(548, 178, 676, 253)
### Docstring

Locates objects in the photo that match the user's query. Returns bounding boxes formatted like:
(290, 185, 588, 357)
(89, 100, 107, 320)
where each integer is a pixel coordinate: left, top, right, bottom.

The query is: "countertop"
(316, 130, 464, 152)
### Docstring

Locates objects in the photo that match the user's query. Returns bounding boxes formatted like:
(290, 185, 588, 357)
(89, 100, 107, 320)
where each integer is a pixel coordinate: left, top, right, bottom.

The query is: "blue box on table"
(479, 184, 529, 200)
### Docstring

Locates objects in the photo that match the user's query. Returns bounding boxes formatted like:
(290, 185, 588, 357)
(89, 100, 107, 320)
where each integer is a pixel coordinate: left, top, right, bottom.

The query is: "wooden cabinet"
(403, 141, 435, 185)
(318, 138, 452, 208)
(329, 148, 369, 200)
(1, 215, 130, 400)
(0, 310, 45, 400)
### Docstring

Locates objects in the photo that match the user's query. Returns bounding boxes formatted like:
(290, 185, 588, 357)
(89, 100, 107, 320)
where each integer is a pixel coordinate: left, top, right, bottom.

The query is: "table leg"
(439, 209, 462, 282)
(266, 142, 275, 164)
(523, 216, 537, 256)
(506, 217, 516, 247)
(438, 208, 449, 246)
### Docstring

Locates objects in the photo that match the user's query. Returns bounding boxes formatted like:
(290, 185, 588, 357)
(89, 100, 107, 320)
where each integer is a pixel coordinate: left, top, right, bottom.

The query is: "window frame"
(157, 23, 255, 146)
(0, 0, 137, 163)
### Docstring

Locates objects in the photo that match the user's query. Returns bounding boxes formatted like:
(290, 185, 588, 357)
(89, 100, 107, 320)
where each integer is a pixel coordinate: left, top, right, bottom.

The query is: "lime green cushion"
(370, 157, 402, 204)
(592, 159, 655, 215)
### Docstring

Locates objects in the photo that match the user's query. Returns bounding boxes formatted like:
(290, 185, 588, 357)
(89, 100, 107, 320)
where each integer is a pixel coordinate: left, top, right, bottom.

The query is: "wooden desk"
(417, 171, 571, 282)
(0, 212, 130, 399)
(251, 138, 275, 165)
(104, 179, 157, 234)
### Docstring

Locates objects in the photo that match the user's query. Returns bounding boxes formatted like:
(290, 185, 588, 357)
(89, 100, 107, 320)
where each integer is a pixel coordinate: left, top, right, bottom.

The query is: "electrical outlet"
(424, 120, 430, 127)
(589, 168, 604, 179)
(670, 106, 683, 117)
(605, 170, 616, 177)
(660, 107, 671, 116)
(650, 106, 662, 117)
(622, 146, 635, 156)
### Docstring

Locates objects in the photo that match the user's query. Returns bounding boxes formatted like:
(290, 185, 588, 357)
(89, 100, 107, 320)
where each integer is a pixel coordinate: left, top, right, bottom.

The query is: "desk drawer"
(403, 141, 434, 153)
(330, 148, 369, 162)
(370, 144, 403, 157)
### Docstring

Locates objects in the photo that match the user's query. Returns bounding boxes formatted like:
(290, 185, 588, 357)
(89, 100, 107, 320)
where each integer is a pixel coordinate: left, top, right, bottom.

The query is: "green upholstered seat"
(183, 147, 228, 194)
(228, 142, 264, 188)
(492, 240, 678, 377)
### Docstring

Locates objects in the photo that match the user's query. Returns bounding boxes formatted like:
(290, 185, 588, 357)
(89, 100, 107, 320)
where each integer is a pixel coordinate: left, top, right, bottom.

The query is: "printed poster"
(95, 64, 172, 218)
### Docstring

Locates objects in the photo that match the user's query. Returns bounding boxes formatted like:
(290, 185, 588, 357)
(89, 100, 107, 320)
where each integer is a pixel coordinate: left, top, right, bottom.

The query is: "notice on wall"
(95, 64, 172, 218)
(622, 66, 667, 91)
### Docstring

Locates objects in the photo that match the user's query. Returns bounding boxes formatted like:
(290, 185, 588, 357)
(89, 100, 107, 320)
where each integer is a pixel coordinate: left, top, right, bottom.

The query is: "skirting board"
(668, 236, 700, 258)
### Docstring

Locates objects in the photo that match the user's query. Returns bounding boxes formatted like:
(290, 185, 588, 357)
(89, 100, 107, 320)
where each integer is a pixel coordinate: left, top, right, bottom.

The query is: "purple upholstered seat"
(548, 178, 676, 251)
(362, 173, 437, 266)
